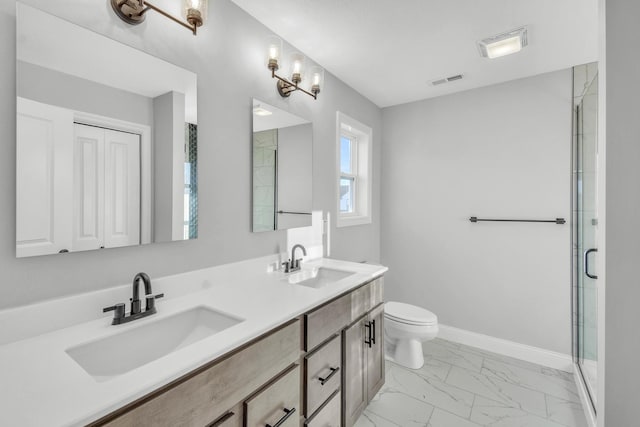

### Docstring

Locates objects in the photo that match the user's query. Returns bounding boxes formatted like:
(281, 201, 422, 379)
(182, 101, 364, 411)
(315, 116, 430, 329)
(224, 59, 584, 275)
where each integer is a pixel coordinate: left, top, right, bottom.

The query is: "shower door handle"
(584, 248, 598, 279)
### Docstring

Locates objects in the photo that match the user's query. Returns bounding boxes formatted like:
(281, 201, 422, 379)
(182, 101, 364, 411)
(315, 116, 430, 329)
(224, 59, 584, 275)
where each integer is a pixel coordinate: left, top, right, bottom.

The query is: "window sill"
(336, 214, 372, 228)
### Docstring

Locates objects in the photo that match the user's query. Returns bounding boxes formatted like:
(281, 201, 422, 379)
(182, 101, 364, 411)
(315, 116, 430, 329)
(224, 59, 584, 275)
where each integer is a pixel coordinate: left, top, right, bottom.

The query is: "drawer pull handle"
(364, 321, 372, 348)
(207, 411, 234, 427)
(371, 319, 376, 345)
(266, 407, 296, 427)
(318, 366, 340, 385)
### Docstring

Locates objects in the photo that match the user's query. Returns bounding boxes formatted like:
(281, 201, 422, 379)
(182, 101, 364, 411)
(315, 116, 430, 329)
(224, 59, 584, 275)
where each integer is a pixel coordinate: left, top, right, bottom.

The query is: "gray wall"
(0, 0, 382, 309)
(277, 123, 313, 230)
(381, 70, 573, 354)
(17, 60, 153, 126)
(153, 91, 185, 242)
(602, 0, 640, 424)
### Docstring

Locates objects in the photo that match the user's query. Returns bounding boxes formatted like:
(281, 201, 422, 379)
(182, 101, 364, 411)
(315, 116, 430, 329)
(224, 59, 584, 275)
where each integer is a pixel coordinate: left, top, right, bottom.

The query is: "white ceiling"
(231, 0, 599, 107)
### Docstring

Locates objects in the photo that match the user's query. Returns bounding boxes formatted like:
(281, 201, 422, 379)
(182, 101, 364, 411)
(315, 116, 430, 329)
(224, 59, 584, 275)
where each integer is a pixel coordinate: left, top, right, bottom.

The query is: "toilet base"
(393, 338, 425, 369)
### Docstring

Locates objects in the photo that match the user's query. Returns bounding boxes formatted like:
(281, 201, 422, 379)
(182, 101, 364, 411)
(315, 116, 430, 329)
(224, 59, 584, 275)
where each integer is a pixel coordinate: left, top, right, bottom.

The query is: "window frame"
(339, 132, 358, 215)
(336, 111, 372, 227)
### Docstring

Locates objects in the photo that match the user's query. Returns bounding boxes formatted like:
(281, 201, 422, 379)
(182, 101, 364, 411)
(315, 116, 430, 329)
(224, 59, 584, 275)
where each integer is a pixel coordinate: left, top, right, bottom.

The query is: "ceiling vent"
(431, 74, 464, 86)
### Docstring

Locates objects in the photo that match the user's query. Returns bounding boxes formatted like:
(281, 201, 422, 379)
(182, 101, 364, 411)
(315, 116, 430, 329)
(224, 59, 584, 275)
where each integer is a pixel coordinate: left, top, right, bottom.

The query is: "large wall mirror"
(252, 99, 312, 232)
(16, 3, 198, 257)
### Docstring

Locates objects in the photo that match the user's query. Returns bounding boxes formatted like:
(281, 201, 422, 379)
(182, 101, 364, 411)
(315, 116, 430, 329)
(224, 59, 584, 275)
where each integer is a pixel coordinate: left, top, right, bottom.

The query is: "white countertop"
(0, 256, 387, 427)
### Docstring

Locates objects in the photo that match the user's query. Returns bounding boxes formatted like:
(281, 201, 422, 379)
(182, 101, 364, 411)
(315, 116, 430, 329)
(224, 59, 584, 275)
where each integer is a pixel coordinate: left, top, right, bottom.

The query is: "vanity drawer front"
(305, 391, 341, 427)
(96, 319, 301, 427)
(305, 334, 341, 416)
(245, 364, 301, 427)
(349, 277, 384, 322)
(305, 294, 350, 351)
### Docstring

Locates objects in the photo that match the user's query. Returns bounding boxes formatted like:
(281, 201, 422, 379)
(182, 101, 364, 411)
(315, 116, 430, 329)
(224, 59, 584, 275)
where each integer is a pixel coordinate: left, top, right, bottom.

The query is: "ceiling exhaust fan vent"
(431, 74, 464, 86)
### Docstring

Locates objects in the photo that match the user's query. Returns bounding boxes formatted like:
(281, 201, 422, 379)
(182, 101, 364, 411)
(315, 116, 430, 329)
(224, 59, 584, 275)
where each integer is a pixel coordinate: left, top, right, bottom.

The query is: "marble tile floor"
(354, 338, 588, 427)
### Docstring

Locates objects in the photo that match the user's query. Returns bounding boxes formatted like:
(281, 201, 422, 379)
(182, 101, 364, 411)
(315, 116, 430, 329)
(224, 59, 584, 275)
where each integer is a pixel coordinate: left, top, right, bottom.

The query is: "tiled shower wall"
(252, 129, 277, 232)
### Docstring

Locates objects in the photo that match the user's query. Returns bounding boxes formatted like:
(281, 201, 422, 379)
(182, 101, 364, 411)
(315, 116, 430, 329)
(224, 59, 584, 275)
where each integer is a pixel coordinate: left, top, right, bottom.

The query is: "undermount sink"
(287, 267, 355, 288)
(66, 306, 243, 382)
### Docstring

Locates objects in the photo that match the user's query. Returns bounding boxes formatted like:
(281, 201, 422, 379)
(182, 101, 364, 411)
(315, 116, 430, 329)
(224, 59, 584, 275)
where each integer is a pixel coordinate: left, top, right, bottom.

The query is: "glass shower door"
(574, 65, 598, 408)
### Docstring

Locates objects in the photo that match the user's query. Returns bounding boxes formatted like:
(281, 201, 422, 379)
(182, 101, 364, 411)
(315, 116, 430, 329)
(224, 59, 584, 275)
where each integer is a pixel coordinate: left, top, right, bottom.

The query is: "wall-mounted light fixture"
(478, 27, 528, 59)
(110, 0, 208, 36)
(267, 36, 324, 100)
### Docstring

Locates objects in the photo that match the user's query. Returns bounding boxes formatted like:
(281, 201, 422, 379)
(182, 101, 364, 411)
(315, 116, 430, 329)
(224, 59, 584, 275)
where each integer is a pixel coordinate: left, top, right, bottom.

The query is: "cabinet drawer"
(205, 403, 242, 427)
(245, 364, 301, 427)
(305, 294, 350, 351)
(95, 319, 301, 427)
(349, 277, 384, 323)
(304, 391, 340, 427)
(305, 334, 341, 417)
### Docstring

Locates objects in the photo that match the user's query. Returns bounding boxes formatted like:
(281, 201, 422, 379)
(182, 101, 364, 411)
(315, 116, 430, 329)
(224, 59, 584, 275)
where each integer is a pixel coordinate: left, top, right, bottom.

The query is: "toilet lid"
(385, 301, 438, 326)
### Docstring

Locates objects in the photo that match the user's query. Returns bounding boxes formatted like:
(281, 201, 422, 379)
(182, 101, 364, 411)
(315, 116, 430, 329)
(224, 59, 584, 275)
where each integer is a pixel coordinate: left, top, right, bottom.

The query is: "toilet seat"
(385, 302, 438, 326)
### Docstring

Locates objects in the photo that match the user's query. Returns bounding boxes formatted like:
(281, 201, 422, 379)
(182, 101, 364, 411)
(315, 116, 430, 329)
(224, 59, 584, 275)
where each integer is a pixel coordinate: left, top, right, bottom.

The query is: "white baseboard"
(438, 324, 573, 372)
(573, 366, 597, 427)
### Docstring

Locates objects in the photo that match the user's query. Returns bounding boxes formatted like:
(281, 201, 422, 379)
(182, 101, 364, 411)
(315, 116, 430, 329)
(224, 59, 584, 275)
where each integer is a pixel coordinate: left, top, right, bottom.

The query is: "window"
(336, 112, 372, 227)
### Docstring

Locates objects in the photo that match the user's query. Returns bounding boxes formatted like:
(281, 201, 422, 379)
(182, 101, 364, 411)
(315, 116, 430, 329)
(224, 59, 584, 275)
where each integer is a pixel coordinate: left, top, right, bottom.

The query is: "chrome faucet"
(283, 244, 307, 273)
(103, 272, 164, 325)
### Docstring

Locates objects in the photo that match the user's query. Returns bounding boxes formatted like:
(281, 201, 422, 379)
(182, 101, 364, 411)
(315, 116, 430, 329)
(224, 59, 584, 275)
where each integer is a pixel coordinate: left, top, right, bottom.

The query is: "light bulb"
(289, 52, 305, 84)
(269, 46, 278, 60)
(309, 66, 324, 96)
(182, 0, 208, 27)
(266, 36, 282, 71)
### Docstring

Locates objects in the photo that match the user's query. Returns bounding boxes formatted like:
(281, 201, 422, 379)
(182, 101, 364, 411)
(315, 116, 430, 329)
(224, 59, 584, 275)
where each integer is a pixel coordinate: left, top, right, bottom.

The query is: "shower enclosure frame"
(571, 63, 599, 422)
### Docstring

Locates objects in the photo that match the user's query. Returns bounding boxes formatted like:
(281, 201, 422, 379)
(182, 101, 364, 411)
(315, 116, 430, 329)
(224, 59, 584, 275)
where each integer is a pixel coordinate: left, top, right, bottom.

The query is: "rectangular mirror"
(16, 3, 198, 257)
(252, 99, 312, 232)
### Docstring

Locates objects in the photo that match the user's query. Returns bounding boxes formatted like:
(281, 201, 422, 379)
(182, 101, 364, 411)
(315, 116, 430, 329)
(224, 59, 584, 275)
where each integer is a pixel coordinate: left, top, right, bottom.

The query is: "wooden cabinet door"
(342, 316, 367, 427)
(366, 304, 385, 400)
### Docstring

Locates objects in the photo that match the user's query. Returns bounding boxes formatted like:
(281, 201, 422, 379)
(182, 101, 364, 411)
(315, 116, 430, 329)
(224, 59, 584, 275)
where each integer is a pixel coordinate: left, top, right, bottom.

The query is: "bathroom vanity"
(0, 257, 387, 426)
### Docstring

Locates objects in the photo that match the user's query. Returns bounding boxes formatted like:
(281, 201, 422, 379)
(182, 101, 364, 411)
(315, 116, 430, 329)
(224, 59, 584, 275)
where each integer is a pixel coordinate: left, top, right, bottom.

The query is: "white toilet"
(384, 301, 438, 369)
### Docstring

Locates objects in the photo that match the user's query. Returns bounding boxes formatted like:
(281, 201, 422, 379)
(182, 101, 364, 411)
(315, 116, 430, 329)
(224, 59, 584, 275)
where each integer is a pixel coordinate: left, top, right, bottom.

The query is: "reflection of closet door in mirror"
(73, 124, 141, 252)
(16, 98, 73, 257)
(104, 129, 140, 248)
(73, 124, 104, 252)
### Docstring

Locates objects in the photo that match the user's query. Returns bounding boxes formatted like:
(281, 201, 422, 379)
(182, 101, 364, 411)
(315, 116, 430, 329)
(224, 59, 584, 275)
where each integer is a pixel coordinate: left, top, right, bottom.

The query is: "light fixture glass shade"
(182, 0, 208, 26)
(309, 66, 324, 95)
(267, 36, 283, 71)
(478, 27, 528, 59)
(289, 52, 306, 84)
